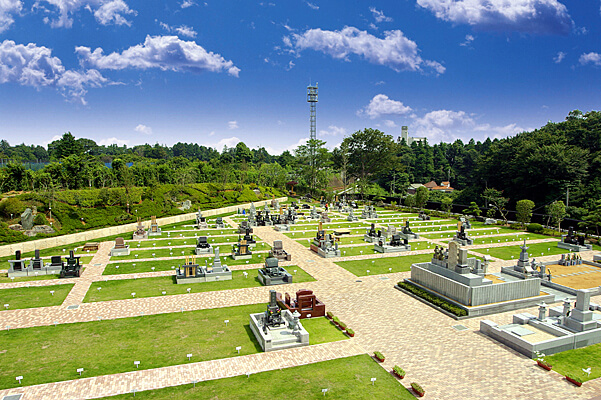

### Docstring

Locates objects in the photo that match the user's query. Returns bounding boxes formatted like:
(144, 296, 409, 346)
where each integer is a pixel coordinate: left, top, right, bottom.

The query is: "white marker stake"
(371, 378, 376, 385)
(16, 376, 23, 384)
(236, 346, 241, 354)
(224, 320, 229, 326)
(77, 368, 84, 376)
(322, 388, 328, 396)
(134, 361, 140, 368)
(187, 353, 192, 361)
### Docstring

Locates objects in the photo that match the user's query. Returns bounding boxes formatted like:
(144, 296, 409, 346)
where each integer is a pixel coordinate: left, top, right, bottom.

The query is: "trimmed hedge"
(526, 223, 544, 233)
(397, 281, 468, 317)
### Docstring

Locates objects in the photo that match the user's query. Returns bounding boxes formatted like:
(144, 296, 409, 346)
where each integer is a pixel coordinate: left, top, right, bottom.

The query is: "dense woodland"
(1, 109, 601, 235)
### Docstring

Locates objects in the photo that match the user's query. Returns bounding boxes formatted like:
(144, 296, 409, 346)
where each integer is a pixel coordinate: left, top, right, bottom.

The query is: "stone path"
(1, 211, 601, 400)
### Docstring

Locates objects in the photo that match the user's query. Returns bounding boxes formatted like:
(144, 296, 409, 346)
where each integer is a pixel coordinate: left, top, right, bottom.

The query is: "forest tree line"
(2, 110, 601, 228)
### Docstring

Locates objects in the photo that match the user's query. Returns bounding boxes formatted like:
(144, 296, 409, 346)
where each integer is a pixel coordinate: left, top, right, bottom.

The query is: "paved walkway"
(1, 212, 601, 400)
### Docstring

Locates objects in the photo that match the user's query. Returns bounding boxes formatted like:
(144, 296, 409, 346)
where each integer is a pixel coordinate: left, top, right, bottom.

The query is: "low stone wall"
(0, 197, 287, 257)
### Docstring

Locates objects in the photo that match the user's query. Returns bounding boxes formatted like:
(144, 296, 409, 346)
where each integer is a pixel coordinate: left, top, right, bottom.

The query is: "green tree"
(580, 200, 601, 235)
(404, 194, 416, 209)
(546, 200, 566, 235)
(48, 132, 84, 159)
(483, 188, 509, 225)
(462, 202, 481, 217)
(415, 186, 429, 209)
(516, 199, 535, 227)
(294, 139, 331, 195)
(440, 197, 453, 213)
(342, 128, 395, 197)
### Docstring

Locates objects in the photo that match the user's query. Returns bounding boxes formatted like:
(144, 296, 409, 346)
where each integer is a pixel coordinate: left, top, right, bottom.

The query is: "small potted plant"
(534, 352, 552, 371)
(326, 311, 334, 320)
(392, 365, 405, 379)
(411, 382, 425, 397)
(374, 351, 385, 362)
(332, 316, 341, 327)
(565, 373, 583, 387)
(338, 321, 347, 332)
(346, 328, 355, 337)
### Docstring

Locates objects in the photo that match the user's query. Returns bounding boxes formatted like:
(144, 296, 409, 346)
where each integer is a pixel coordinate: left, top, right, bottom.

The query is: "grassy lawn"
(482, 242, 568, 260)
(0, 274, 60, 283)
(96, 354, 414, 400)
(545, 343, 601, 382)
(104, 252, 272, 275)
(0, 283, 74, 310)
(87, 268, 314, 302)
(109, 243, 271, 261)
(127, 235, 240, 249)
(335, 253, 434, 276)
(0, 304, 346, 390)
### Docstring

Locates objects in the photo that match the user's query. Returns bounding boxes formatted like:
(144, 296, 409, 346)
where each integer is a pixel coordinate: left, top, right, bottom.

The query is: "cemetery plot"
(0, 304, 345, 389)
(0, 283, 74, 310)
(483, 242, 570, 260)
(127, 236, 240, 249)
(109, 243, 271, 261)
(87, 268, 315, 302)
(0, 274, 60, 283)
(545, 342, 601, 383)
(335, 253, 434, 276)
(104, 253, 272, 275)
(543, 263, 601, 290)
(95, 355, 415, 400)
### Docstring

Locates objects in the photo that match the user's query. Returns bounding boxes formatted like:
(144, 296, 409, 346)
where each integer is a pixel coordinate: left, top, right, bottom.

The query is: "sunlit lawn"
(96, 355, 414, 400)
(335, 253, 433, 276)
(0, 304, 345, 390)
(0, 283, 74, 310)
(87, 268, 314, 302)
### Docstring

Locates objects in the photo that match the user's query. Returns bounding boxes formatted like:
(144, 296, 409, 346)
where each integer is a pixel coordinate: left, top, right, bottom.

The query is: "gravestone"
(195, 236, 213, 254)
(258, 256, 293, 285)
(110, 237, 130, 256)
(270, 240, 292, 261)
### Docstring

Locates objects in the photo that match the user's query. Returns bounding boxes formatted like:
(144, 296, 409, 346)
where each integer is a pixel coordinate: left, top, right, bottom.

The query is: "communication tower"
(307, 83, 318, 141)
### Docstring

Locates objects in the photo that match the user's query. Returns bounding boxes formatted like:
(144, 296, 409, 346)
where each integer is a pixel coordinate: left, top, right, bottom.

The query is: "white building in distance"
(399, 126, 426, 146)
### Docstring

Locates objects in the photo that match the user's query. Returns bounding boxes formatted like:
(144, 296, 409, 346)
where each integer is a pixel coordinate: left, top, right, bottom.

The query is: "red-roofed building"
(431, 181, 454, 193)
(424, 180, 438, 190)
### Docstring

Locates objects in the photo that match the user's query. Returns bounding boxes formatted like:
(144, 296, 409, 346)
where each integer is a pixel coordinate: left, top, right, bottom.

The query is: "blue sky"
(0, 0, 600, 154)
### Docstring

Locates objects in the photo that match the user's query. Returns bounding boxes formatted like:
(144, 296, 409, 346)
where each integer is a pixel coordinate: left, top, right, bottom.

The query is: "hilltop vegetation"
(0, 183, 282, 244)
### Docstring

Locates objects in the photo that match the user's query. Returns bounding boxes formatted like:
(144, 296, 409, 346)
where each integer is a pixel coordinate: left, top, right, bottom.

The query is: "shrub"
(393, 366, 405, 377)
(0, 197, 25, 218)
(33, 213, 48, 225)
(508, 223, 523, 230)
(326, 311, 334, 319)
(526, 223, 544, 233)
(411, 383, 425, 395)
(339, 321, 347, 330)
(346, 328, 355, 336)
(397, 281, 468, 317)
(566, 373, 583, 383)
(332, 316, 340, 324)
(374, 351, 385, 361)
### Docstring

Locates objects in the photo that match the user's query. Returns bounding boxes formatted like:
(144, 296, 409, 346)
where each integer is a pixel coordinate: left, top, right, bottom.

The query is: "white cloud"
(0, 39, 107, 104)
(180, 0, 195, 8)
(306, 2, 319, 10)
(228, 120, 239, 130)
(216, 136, 241, 149)
(286, 26, 444, 74)
(98, 137, 129, 146)
(39, 0, 136, 28)
(553, 51, 566, 63)
(416, 0, 572, 35)
(76, 35, 240, 77)
(384, 120, 398, 128)
(134, 124, 152, 135)
(460, 34, 474, 47)
(579, 52, 601, 67)
(0, 0, 22, 33)
(93, 0, 136, 26)
(319, 125, 347, 136)
(410, 109, 526, 142)
(358, 94, 412, 119)
(369, 7, 392, 23)
(159, 21, 198, 38)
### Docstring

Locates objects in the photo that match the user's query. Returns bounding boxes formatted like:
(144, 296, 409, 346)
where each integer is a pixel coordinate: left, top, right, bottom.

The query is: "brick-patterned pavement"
(1, 213, 601, 400)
